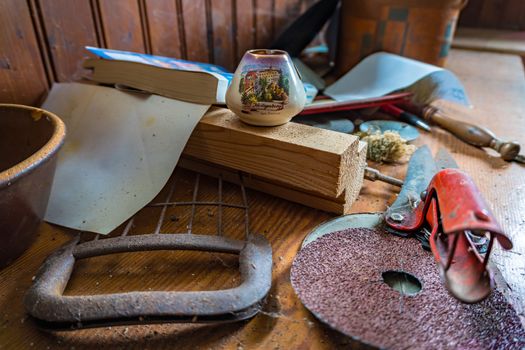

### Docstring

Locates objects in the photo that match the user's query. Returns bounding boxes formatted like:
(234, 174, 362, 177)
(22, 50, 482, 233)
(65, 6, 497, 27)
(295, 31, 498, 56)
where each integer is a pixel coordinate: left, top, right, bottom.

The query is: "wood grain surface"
(183, 107, 363, 200)
(97, 0, 145, 52)
(453, 28, 525, 56)
(459, 0, 525, 31)
(0, 0, 312, 105)
(37, 0, 99, 82)
(0, 0, 49, 105)
(1, 49, 524, 349)
(144, 0, 183, 59)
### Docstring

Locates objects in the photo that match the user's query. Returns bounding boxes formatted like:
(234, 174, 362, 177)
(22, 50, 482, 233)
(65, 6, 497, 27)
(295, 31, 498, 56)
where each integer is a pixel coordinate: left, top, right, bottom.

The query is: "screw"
(389, 212, 404, 222)
(420, 190, 428, 201)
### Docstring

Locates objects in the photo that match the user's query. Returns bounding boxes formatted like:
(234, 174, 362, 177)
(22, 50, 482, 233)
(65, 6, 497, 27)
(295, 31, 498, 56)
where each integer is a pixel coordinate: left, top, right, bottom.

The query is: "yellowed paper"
(43, 83, 209, 234)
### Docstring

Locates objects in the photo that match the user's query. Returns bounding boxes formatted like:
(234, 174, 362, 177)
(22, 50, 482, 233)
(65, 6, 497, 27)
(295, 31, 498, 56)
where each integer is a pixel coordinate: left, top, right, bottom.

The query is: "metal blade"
(434, 148, 459, 170)
(386, 146, 437, 219)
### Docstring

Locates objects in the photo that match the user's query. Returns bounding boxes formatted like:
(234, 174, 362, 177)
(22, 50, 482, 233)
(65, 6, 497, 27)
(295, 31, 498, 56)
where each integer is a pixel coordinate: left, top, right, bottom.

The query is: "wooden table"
(1, 49, 524, 349)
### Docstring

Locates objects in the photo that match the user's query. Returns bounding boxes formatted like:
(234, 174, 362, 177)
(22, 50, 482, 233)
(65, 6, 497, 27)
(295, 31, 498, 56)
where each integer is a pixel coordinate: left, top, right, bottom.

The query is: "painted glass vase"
(226, 49, 306, 126)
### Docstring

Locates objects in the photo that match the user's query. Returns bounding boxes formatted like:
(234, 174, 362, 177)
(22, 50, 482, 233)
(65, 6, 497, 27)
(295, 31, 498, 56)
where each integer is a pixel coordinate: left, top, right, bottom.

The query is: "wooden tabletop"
(1, 49, 524, 349)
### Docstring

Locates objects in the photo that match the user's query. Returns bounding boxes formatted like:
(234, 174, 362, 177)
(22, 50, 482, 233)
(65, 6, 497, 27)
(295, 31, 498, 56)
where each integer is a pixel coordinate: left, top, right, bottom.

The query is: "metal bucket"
(335, 0, 468, 75)
(0, 104, 66, 268)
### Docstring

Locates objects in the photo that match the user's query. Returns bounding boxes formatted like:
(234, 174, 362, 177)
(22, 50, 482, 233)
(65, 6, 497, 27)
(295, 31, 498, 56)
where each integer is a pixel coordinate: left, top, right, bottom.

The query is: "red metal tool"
(299, 92, 412, 115)
(385, 147, 513, 303)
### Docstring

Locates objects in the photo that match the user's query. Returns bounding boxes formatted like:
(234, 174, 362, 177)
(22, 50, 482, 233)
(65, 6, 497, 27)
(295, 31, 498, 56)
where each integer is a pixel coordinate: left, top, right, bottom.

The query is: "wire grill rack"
(24, 171, 273, 330)
(90, 172, 251, 240)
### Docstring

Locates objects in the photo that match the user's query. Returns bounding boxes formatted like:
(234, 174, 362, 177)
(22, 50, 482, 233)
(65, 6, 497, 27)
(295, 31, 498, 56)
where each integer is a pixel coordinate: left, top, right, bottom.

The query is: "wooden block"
(179, 141, 366, 214)
(182, 107, 367, 213)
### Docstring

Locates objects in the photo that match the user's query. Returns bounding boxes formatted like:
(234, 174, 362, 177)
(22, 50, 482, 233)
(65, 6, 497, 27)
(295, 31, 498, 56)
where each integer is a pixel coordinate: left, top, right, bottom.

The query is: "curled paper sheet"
(324, 52, 470, 106)
(42, 83, 209, 234)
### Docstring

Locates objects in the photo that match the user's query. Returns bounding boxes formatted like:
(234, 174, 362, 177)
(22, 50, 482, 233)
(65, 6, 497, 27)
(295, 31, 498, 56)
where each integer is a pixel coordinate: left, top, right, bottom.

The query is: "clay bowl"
(0, 104, 65, 268)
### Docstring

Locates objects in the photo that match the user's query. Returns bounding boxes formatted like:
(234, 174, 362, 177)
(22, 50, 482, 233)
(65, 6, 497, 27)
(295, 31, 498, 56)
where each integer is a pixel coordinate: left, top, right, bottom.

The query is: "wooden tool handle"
(423, 106, 521, 161)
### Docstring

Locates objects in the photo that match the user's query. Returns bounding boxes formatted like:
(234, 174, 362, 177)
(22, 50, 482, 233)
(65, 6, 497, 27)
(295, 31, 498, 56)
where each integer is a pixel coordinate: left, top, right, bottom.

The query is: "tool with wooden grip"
(404, 103, 524, 163)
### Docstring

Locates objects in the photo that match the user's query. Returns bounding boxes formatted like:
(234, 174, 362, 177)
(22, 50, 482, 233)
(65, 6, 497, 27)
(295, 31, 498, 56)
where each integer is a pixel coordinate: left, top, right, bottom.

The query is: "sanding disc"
(291, 227, 525, 349)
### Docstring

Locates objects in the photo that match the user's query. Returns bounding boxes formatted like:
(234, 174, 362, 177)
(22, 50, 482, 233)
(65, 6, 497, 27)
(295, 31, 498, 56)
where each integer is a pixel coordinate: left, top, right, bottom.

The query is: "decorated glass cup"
(226, 49, 306, 126)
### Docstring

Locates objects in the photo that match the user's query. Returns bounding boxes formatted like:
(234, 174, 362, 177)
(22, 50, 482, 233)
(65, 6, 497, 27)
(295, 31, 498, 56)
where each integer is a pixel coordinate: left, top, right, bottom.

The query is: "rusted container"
(0, 104, 65, 268)
(335, 0, 468, 76)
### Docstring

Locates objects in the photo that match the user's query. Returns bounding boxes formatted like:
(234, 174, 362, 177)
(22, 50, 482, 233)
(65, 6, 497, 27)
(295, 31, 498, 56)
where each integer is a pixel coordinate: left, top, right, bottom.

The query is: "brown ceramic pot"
(0, 104, 66, 268)
(335, 0, 468, 76)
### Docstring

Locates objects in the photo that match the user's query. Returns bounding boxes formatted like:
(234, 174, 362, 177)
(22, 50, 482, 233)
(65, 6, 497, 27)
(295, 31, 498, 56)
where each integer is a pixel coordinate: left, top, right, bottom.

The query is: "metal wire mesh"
(88, 171, 250, 242)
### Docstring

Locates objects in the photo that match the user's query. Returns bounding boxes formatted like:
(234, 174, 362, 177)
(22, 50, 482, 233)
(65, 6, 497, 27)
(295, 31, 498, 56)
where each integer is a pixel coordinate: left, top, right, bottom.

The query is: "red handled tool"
(384, 146, 512, 303)
(298, 146, 513, 304)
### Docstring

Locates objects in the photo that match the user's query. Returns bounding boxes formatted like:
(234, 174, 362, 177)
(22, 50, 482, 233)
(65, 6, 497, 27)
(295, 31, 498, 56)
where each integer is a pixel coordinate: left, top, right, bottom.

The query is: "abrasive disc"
(291, 226, 525, 349)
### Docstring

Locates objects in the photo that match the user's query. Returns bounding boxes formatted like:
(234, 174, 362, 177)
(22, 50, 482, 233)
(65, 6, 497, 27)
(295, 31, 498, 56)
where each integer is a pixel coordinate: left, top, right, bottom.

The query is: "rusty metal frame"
(25, 173, 272, 330)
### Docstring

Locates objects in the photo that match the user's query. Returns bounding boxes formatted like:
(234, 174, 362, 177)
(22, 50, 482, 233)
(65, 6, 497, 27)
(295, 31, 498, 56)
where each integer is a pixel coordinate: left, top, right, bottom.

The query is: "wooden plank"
(273, 0, 302, 38)
(180, 138, 366, 214)
(235, 0, 255, 62)
(479, 0, 525, 31)
(182, 107, 364, 200)
(144, 0, 183, 58)
(210, 0, 235, 70)
(181, 0, 210, 62)
(459, 0, 525, 31)
(0, 0, 49, 105)
(38, 0, 98, 82)
(453, 28, 525, 56)
(98, 0, 145, 52)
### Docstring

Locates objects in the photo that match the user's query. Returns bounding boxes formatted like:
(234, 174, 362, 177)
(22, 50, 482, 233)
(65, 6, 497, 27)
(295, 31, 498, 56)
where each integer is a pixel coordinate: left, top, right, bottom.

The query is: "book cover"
(85, 46, 317, 104)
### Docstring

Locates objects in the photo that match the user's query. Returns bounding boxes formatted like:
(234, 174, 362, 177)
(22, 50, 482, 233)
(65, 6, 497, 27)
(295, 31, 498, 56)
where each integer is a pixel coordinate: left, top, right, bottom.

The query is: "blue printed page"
(86, 46, 232, 77)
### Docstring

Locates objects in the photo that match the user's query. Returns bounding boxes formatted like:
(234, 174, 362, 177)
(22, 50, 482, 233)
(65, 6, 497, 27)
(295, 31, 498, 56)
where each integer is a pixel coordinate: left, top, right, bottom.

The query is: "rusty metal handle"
(25, 234, 272, 329)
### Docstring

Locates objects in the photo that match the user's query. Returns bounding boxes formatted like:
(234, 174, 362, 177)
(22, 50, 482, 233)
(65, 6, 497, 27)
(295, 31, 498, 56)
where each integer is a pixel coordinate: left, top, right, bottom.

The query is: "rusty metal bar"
(154, 181, 177, 235)
(217, 175, 223, 236)
(239, 173, 250, 240)
(188, 174, 201, 234)
(149, 201, 245, 209)
(122, 218, 134, 237)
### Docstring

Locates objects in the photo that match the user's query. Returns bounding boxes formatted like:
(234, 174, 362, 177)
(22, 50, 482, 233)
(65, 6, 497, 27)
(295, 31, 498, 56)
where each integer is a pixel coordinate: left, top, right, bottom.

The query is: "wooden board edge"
(178, 156, 349, 214)
(184, 107, 362, 198)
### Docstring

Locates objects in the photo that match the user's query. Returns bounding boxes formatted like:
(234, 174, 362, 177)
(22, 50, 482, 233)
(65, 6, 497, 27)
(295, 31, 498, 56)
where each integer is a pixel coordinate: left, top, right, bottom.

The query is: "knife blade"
(385, 146, 437, 222)
(434, 148, 459, 170)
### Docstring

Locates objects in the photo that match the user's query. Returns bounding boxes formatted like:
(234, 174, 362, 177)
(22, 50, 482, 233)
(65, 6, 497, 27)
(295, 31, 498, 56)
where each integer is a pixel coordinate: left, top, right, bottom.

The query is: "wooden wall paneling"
(210, 0, 236, 70)
(273, 0, 303, 39)
(97, 0, 146, 52)
(144, 0, 183, 58)
(235, 0, 256, 62)
(255, 0, 274, 48)
(181, 0, 211, 62)
(273, 0, 288, 38)
(37, 0, 99, 82)
(0, 0, 49, 105)
(459, 0, 525, 30)
(458, 0, 483, 28)
(479, 0, 525, 30)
